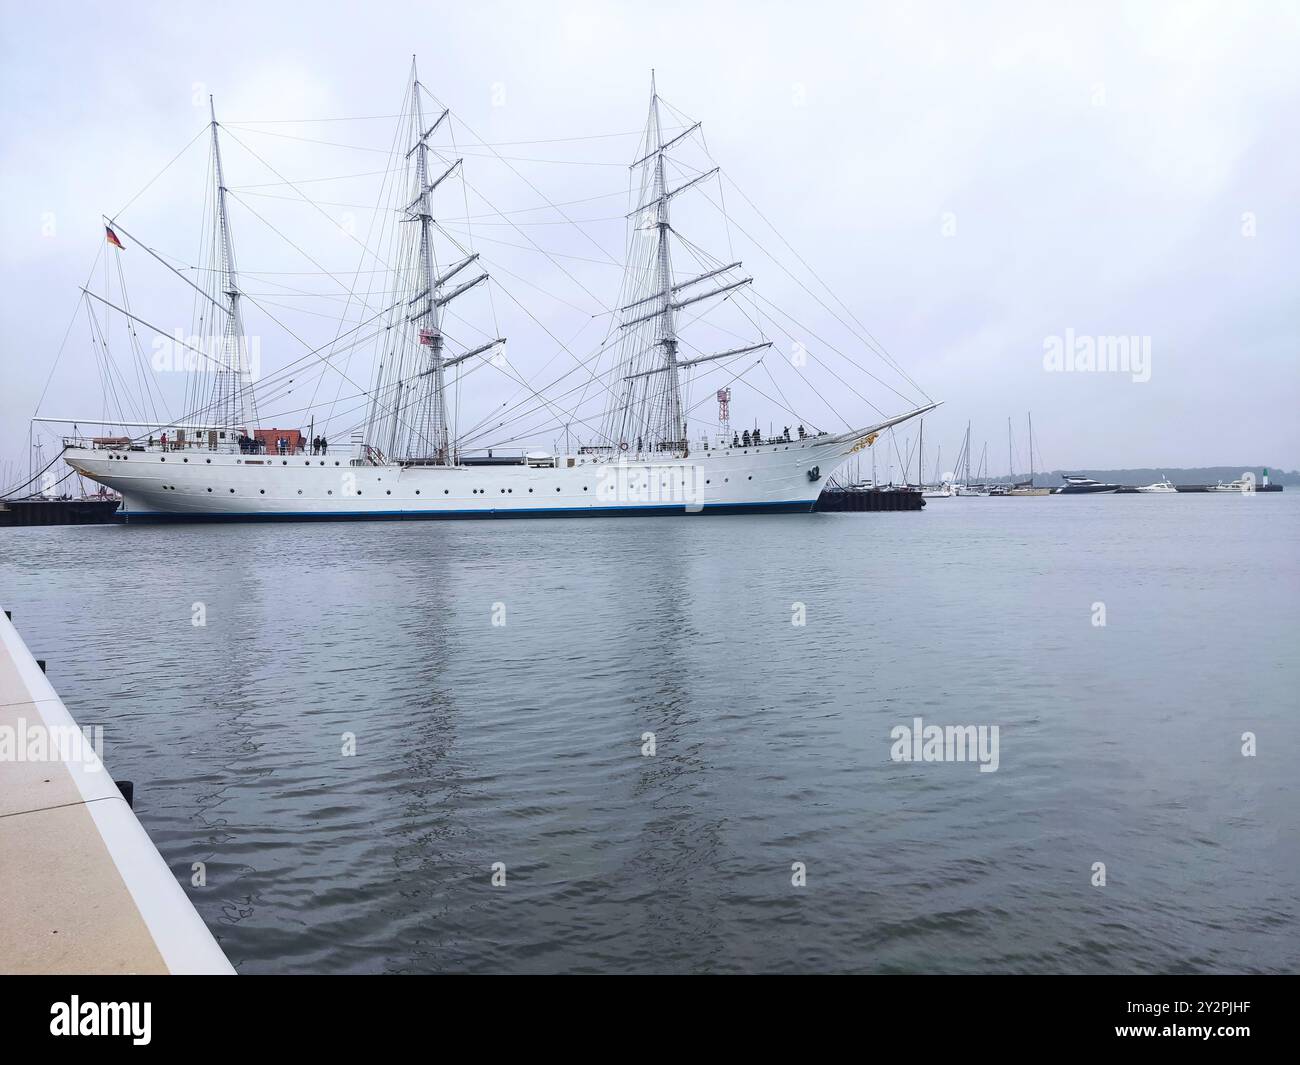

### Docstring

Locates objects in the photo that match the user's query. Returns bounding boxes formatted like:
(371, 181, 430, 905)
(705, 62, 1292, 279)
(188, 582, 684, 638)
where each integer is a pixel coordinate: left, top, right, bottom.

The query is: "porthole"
(386, 490, 391, 495)
(328, 490, 333, 495)
(356, 490, 362, 496)
(500, 488, 506, 494)
(556, 487, 561, 492)
(748, 475, 753, 480)
(706, 479, 711, 484)
(282, 460, 287, 466)
(206, 459, 211, 464)
(583, 486, 588, 491)
(415, 490, 420, 495)
(297, 490, 303, 495)
(160, 457, 165, 462)
(183, 457, 188, 463)
(259, 490, 265, 495)
(528, 488, 533, 493)
(444, 490, 449, 495)
(207, 488, 212, 493)
(229, 488, 235, 493)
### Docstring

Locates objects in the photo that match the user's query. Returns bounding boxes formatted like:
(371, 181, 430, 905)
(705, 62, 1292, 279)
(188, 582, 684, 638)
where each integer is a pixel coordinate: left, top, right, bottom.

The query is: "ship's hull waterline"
(63, 423, 908, 522)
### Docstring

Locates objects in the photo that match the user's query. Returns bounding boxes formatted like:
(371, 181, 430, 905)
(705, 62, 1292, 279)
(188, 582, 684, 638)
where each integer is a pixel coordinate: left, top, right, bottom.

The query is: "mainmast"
(208, 98, 257, 434)
(402, 61, 486, 464)
(408, 69, 449, 463)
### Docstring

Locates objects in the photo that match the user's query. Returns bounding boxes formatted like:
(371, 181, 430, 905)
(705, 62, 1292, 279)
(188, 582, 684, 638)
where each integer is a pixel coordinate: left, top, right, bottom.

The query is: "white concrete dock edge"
(0, 609, 234, 974)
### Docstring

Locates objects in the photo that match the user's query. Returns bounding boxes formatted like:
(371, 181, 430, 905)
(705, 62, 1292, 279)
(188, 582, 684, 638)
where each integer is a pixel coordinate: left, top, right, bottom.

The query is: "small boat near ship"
(1136, 477, 1176, 493)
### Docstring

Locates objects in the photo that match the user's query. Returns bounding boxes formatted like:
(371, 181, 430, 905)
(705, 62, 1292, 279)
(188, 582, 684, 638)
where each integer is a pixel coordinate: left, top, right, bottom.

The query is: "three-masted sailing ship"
(58, 62, 934, 520)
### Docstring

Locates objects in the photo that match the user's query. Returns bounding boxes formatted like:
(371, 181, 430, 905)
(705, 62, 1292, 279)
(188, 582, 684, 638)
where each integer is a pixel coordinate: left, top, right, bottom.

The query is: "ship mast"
(402, 61, 486, 464)
(648, 73, 684, 452)
(409, 68, 449, 463)
(607, 75, 765, 456)
(208, 98, 257, 434)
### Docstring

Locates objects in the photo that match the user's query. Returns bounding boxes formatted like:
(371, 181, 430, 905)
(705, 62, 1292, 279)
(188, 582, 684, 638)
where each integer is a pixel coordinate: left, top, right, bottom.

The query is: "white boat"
(1136, 476, 1176, 493)
(53, 65, 934, 521)
(1207, 478, 1251, 493)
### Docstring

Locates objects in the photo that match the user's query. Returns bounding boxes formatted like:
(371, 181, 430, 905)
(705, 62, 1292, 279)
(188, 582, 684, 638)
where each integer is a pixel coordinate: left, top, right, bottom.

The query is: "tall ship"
(49, 64, 933, 520)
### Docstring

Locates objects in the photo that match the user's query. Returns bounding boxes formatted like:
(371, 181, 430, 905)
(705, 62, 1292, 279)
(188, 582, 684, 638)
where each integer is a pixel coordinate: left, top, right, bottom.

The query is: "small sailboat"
(1008, 413, 1051, 494)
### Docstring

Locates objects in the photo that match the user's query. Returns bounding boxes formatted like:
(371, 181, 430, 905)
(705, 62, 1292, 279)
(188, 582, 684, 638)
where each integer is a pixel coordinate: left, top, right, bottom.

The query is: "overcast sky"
(2, 0, 1297, 487)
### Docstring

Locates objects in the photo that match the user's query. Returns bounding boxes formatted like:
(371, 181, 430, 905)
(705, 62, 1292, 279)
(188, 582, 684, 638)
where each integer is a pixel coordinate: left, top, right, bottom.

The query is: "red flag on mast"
(105, 226, 125, 250)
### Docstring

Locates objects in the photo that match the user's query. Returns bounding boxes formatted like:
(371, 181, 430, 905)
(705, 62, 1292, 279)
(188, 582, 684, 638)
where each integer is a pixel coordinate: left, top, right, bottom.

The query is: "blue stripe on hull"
(120, 500, 819, 523)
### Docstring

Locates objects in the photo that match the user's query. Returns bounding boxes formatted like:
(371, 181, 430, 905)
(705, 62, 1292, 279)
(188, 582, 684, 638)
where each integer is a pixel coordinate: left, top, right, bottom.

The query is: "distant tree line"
(990, 467, 1299, 487)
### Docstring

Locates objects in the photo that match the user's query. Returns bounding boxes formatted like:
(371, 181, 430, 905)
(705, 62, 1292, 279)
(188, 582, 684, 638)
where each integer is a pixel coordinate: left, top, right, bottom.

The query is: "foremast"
(607, 76, 768, 457)
(207, 98, 258, 434)
(647, 75, 684, 453)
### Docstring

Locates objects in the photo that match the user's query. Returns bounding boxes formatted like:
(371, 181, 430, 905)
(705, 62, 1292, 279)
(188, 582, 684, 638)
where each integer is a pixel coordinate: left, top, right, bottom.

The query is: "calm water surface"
(3, 495, 1297, 973)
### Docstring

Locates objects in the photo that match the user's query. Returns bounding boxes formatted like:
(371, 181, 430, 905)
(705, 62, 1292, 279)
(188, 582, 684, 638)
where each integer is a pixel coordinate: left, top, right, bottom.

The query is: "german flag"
(105, 226, 125, 250)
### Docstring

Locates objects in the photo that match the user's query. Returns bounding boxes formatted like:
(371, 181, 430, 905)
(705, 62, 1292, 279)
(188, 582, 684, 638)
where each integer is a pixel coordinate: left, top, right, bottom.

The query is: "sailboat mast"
(918, 419, 923, 489)
(208, 97, 256, 434)
(1008, 416, 1013, 482)
(649, 73, 683, 453)
(1027, 413, 1034, 485)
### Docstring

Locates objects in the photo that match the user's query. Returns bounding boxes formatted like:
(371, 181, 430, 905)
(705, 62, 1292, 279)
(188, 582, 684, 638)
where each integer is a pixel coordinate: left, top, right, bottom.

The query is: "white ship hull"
(63, 419, 919, 522)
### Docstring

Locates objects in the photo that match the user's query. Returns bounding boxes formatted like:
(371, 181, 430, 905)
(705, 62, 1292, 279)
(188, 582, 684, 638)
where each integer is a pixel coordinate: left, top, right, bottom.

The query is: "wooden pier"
(0, 609, 232, 974)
